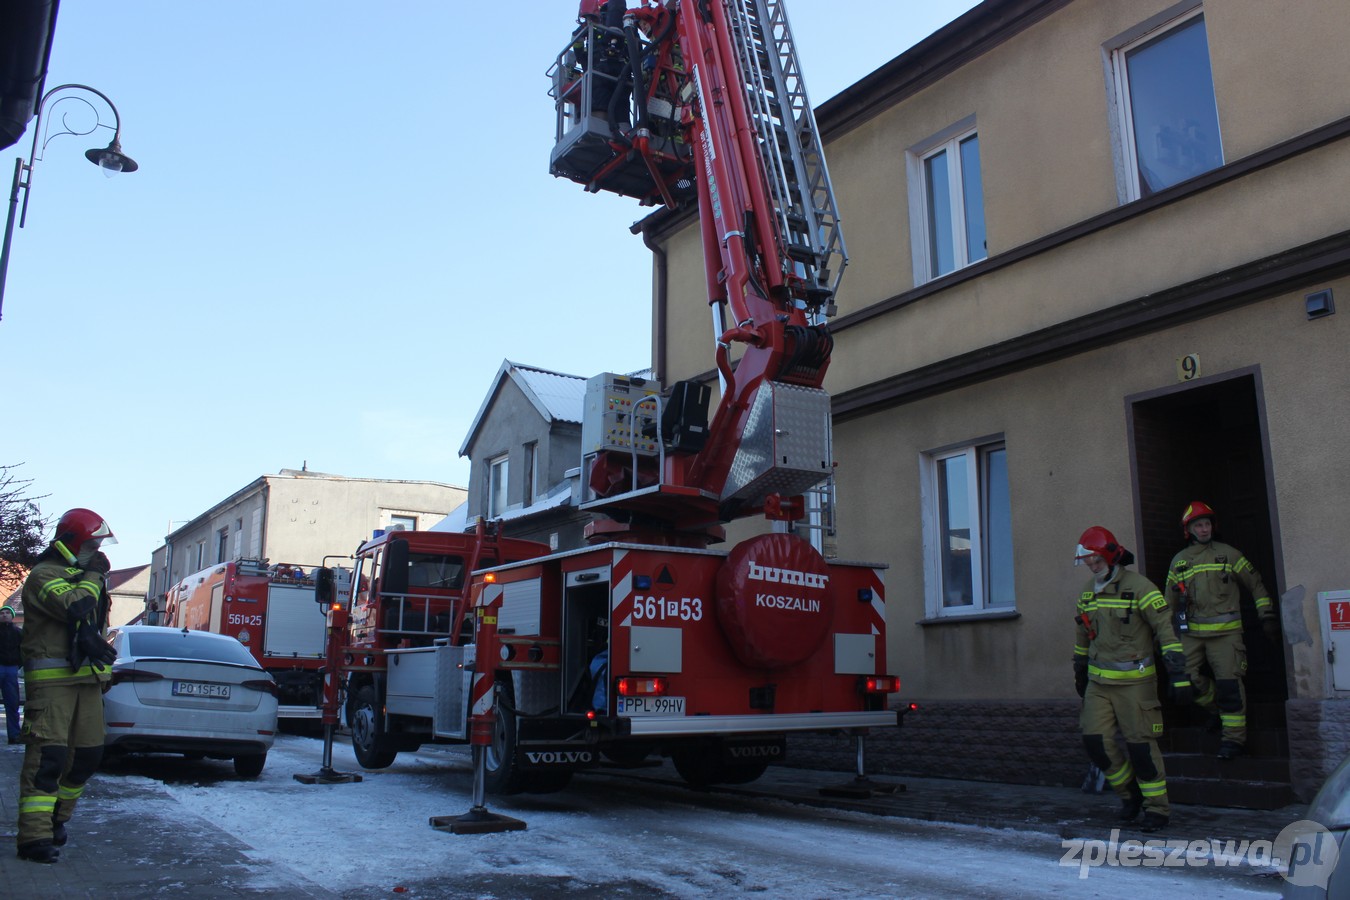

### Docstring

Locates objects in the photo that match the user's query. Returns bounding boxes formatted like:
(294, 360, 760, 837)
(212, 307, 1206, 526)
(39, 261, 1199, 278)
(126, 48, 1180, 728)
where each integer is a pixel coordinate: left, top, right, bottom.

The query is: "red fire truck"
(316, 0, 898, 797)
(167, 559, 332, 718)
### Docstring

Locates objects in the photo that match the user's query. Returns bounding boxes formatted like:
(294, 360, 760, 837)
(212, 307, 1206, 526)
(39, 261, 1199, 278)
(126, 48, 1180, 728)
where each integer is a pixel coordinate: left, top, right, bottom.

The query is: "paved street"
(0, 727, 1301, 898)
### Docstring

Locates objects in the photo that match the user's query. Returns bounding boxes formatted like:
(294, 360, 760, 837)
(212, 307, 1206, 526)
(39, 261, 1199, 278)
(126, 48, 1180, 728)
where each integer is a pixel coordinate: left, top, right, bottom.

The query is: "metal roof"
(514, 363, 587, 424)
(458, 360, 587, 457)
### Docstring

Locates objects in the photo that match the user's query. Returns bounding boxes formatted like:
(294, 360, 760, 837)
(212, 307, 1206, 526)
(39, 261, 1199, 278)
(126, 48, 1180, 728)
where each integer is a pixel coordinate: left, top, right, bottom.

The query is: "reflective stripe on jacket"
(1074, 568, 1181, 686)
(19, 558, 110, 686)
(1165, 540, 1273, 635)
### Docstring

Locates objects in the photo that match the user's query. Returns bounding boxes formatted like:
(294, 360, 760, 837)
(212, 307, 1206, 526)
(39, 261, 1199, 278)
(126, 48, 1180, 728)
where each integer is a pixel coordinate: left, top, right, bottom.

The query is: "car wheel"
(351, 685, 399, 769)
(234, 752, 267, 778)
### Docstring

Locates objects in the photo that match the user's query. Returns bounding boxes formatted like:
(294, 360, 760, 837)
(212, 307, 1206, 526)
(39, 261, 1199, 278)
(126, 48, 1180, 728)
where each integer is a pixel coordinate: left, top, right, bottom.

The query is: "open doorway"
(1128, 368, 1287, 708)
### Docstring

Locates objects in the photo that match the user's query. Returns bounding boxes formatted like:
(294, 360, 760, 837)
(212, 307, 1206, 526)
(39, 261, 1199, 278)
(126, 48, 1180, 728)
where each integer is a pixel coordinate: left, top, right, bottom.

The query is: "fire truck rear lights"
(863, 675, 899, 693)
(617, 676, 668, 697)
(484, 572, 498, 583)
(634, 575, 652, 589)
(857, 587, 874, 602)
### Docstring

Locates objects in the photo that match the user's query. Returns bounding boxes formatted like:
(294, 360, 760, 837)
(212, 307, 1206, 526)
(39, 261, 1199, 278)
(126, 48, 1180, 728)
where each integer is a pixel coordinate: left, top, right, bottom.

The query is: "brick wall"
(788, 700, 1086, 787)
(1287, 699, 1350, 800)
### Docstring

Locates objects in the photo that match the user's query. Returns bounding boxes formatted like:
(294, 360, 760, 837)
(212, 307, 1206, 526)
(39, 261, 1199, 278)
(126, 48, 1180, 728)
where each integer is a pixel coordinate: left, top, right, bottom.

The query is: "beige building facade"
(147, 469, 466, 612)
(645, 0, 1350, 800)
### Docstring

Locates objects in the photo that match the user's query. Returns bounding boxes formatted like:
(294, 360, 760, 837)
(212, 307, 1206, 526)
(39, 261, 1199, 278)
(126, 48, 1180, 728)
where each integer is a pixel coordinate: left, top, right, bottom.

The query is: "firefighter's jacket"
(1075, 568, 1183, 686)
(20, 558, 111, 687)
(1165, 540, 1273, 638)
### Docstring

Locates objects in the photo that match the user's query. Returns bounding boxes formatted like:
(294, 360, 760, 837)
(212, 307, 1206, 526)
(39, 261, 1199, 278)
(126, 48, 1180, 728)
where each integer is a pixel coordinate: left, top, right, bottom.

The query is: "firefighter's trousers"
(1080, 680, 1169, 817)
(1183, 632, 1248, 746)
(17, 681, 105, 846)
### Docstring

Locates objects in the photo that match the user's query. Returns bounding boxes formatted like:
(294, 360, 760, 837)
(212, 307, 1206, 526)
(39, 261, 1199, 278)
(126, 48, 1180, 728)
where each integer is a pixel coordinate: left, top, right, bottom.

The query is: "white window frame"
(523, 441, 538, 504)
(906, 115, 986, 284)
(919, 438, 1015, 619)
(389, 514, 418, 532)
(487, 454, 509, 518)
(1105, 4, 1222, 203)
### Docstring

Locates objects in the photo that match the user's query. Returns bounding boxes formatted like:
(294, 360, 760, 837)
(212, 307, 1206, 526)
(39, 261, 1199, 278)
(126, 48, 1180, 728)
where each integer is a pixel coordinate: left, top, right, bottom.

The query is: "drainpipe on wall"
(259, 480, 269, 561)
(634, 219, 668, 388)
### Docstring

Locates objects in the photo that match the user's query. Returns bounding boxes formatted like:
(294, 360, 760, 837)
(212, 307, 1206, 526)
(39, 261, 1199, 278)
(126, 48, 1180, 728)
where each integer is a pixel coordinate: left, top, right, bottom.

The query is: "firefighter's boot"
(51, 819, 67, 847)
(1217, 740, 1245, 760)
(1118, 782, 1144, 823)
(17, 839, 60, 864)
(1139, 811, 1170, 833)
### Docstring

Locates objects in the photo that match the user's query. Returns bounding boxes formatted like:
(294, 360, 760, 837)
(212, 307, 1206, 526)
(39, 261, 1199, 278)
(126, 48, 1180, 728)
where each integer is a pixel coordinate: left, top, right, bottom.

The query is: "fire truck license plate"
(617, 696, 685, 716)
(172, 681, 231, 699)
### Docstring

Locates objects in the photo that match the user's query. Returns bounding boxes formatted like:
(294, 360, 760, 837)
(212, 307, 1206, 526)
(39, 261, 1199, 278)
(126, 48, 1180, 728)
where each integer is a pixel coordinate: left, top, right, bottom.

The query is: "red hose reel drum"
(715, 533, 834, 669)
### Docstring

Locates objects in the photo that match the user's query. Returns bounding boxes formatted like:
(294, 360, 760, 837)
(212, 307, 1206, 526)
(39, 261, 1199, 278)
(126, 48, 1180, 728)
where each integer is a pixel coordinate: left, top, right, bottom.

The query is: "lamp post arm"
(29, 83, 124, 164)
(0, 84, 131, 323)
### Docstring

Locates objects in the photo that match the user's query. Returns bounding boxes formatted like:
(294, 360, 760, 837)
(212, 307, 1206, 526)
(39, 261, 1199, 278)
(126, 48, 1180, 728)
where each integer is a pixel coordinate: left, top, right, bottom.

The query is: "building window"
(217, 527, 229, 563)
(389, 514, 417, 532)
(195, 540, 206, 570)
(488, 455, 509, 518)
(908, 119, 986, 283)
(1109, 8, 1222, 200)
(921, 439, 1015, 617)
(232, 519, 243, 558)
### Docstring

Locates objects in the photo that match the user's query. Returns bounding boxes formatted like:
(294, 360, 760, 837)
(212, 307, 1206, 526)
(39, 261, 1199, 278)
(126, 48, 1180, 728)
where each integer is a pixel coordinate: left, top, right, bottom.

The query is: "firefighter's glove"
(70, 620, 117, 670)
(66, 593, 99, 624)
(1262, 617, 1281, 644)
(1073, 658, 1088, 698)
(82, 551, 112, 576)
(1162, 651, 1193, 705)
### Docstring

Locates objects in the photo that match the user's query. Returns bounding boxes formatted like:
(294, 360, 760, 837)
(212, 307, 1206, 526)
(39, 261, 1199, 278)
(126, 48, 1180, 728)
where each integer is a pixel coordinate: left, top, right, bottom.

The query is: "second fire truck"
(167, 558, 332, 718)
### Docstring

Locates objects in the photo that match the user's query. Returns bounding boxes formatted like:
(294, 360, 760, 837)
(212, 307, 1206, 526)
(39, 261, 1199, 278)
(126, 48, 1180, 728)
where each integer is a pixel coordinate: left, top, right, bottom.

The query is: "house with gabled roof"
(458, 361, 592, 551)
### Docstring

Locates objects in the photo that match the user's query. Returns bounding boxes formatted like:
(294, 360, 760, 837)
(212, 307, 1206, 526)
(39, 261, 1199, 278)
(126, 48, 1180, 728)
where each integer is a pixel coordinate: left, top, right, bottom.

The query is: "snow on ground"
(102, 735, 1282, 898)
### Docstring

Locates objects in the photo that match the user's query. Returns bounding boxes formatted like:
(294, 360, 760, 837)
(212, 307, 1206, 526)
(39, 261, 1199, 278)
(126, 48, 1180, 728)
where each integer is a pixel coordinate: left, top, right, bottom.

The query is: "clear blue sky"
(3, 1, 981, 571)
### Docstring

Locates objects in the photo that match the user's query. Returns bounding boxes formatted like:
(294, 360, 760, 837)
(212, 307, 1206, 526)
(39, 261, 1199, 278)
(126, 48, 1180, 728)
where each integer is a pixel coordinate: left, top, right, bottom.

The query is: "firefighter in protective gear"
(1166, 501, 1275, 760)
(1073, 526, 1188, 834)
(15, 508, 119, 864)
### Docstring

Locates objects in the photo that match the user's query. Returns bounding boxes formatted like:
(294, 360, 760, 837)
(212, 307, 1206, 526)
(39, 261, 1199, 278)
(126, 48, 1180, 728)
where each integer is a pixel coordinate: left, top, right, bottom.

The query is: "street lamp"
(0, 83, 139, 322)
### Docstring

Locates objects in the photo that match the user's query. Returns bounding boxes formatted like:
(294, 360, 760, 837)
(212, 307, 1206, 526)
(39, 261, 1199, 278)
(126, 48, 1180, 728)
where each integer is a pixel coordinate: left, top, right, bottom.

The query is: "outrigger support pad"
(430, 743, 527, 834)
(294, 723, 364, 784)
(430, 807, 527, 835)
(818, 732, 904, 799)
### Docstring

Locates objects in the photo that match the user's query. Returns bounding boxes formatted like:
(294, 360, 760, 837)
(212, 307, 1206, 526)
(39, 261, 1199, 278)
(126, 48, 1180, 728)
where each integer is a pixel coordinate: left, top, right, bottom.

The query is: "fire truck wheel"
(233, 752, 267, 778)
(484, 679, 528, 794)
(720, 760, 769, 784)
(672, 746, 728, 787)
(351, 685, 399, 769)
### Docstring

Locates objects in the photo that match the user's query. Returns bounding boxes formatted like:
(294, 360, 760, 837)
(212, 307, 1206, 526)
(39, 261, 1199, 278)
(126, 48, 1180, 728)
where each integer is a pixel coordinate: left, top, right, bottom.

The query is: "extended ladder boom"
(549, 0, 847, 537)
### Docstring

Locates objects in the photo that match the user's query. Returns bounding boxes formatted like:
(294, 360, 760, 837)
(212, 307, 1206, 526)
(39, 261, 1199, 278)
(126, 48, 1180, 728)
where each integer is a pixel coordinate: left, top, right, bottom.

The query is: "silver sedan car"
(103, 626, 278, 777)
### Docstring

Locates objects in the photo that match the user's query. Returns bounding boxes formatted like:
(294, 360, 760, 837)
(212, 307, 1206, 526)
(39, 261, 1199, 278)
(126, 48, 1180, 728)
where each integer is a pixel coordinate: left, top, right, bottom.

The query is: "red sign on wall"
(1330, 600, 1350, 630)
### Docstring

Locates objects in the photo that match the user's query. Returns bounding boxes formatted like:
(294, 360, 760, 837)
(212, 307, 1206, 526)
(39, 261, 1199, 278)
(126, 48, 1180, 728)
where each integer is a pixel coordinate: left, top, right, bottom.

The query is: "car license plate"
(617, 695, 685, 716)
(172, 680, 231, 699)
